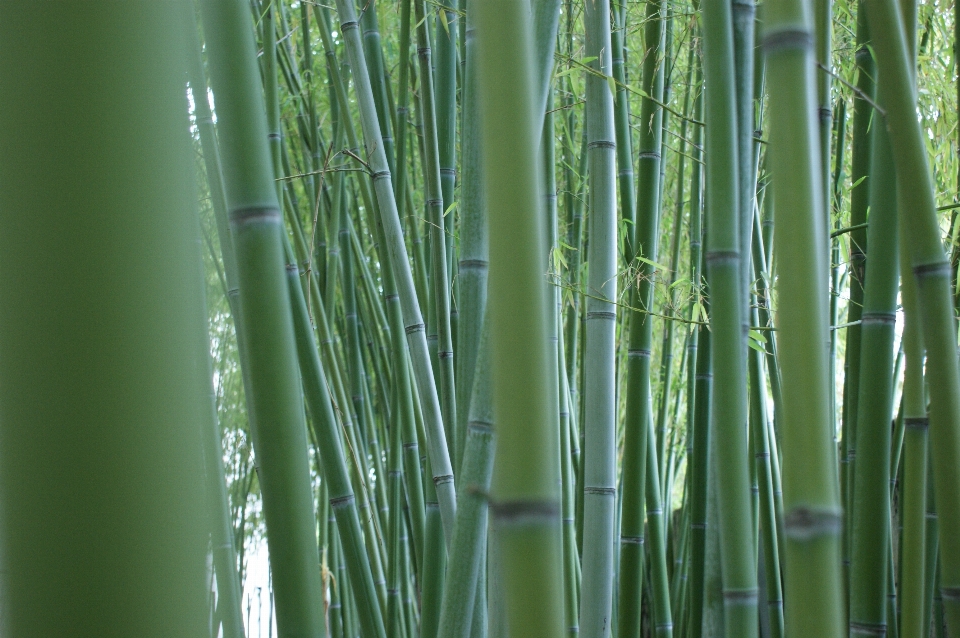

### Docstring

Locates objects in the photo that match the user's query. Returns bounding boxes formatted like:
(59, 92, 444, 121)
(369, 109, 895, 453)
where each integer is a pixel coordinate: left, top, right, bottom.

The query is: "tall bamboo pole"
(701, 0, 759, 634)
(618, 2, 665, 635)
(199, 0, 327, 634)
(848, 113, 899, 638)
(0, 4, 210, 635)
(580, 0, 620, 633)
(456, 0, 487, 474)
(475, 2, 565, 638)
(763, 0, 845, 634)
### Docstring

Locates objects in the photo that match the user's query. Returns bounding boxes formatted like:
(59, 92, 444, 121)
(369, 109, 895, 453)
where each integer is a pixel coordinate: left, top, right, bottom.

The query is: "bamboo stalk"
(701, 0, 760, 633)
(475, 2, 565, 638)
(579, 0, 621, 633)
(0, 3, 211, 634)
(848, 108, 899, 638)
(762, 0, 845, 633)
(618, 1, 665, 635)
(199, 0, 329, 634)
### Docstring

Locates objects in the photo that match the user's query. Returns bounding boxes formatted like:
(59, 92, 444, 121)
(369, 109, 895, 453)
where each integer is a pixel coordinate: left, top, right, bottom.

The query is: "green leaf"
(748, 329, 767, 344)
(636, 254, 670, 271)
(438, 9, 450, 36)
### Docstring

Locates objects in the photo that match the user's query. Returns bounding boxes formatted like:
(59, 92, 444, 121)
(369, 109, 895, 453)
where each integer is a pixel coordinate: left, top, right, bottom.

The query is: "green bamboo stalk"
(732, 0, 756, 307)
(360, 0, 396, 172)
(618, 1, 665, 635)
(332, 0, 458, 542)
(413, 0, 459, 487)
(686, 60, 710, 638)
(435, 0, 459, 278)
(899, 390, 929, 638)
(762, 0, 845, 634)
(199, 0, 328, 634)
(841, 12, 873, 586)
(612, 6, 636, 261)
(923, 462, 940, 638)
(185, 14, 249, 637)
(437, 329, 495, 638)
(748, 315, 784, 638)
(701, 0, 759, 633)
(0, 3, 211, 634)
(387, 384, 405, 638)
(865, 0, 960, 631)
(456, 0, 487, 475)
(848, 112, 899, 638)
(579, 0, 620, 632)
(475, 2, 565, 638)
(646, 411, 676, 638)
(421, 454, 447, 638)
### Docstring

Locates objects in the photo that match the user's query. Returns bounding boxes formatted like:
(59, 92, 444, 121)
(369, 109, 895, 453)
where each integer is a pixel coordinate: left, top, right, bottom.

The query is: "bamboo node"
(491, 499, 560, 525)
(404, 323, 426, 335)
(229, 205, 281, 226)
(433, 474, 454, 486)
(329, 494, 356, 508)
(913, 260, 951, 278)
(783, 506, 842, 540)
(467, 419, 494, 433)
(942, 587, 960, 602)
(583, 486, 616, 496)
(587, 140, 616, 150)
(372, 170, 391, 182)
(587, 311, 617, 321)
(620, 535, 644, 545)
(848, 621, 887, 636)
(904, 417, 929, 430)
(761, 28, 813, 55)
(722, 588, 759, 606)
(860, 312, 896, 326)
(705, 250, 739, 265)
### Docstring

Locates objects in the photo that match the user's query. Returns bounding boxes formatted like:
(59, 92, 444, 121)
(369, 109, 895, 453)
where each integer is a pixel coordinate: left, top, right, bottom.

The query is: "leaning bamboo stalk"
(701, 0, 759, 634)
(762, 0, 845, 634)
(332, 0, 458, 542)
(475, 2, 565, 638)
(199, 0, 328, 634)
(865, 0, 960, 631)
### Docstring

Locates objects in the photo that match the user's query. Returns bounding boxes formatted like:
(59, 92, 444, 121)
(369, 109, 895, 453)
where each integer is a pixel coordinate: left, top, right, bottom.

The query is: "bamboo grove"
(4, 0, 960, 637)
